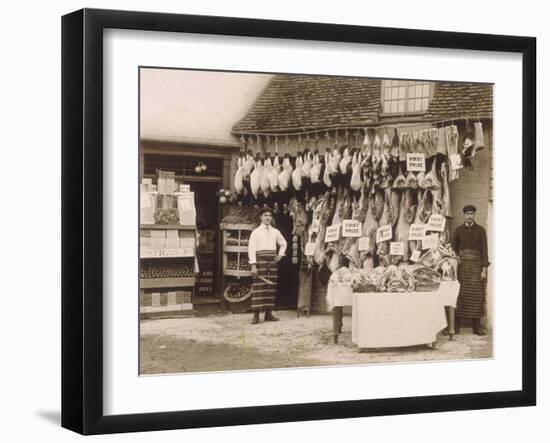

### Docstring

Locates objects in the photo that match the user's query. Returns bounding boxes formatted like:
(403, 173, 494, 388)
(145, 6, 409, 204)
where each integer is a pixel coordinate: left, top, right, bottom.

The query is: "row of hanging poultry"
(233, 125, 462, 272)
(233, 125, 461, 203)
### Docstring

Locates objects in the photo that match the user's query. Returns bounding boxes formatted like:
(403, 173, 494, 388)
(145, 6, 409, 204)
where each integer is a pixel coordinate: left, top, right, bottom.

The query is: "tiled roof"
(233, 76, 493, 133)
(232, 75, 381, 133)
(424, 82, 493, 120)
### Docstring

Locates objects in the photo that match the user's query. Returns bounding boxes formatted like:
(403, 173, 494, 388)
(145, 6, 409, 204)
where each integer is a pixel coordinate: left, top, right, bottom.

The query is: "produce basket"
(223, 281, 252, 313)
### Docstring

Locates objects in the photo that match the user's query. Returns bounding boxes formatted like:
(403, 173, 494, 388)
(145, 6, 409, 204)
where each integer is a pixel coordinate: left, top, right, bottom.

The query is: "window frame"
(380, 80, 435, 116)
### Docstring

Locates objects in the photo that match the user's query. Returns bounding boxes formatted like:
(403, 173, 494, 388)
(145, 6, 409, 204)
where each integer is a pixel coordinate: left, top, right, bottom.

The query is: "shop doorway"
(274, 212, 299, 310)
(187, 179, 222, 299)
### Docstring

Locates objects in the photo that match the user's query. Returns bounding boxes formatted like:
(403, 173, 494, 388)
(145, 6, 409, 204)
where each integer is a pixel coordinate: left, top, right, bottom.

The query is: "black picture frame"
(61, 8, 536, 435)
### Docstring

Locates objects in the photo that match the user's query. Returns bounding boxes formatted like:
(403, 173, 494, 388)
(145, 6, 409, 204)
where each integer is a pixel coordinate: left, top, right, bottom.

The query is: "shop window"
(381, 80, 434, 115)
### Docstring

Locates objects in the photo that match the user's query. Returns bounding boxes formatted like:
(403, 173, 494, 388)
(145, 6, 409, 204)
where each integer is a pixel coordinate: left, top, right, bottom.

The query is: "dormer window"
(382, 80, 434, 114)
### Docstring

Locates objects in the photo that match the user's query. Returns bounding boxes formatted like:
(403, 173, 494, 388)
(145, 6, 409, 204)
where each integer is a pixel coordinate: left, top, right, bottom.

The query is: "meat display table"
(326, 281, 460, 347)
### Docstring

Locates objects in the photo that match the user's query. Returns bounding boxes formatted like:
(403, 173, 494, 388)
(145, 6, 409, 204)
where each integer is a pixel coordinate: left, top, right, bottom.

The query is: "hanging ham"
(292, 152, 303, 190)
(268, 154, 281, 190)
(278, 154, 293, 191)
(234, 156, 244, 194)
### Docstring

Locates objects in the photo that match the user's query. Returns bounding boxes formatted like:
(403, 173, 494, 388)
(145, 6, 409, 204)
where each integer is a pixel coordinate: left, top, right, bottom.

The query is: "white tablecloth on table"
(326, 282, 354, 310)
(351, 281, 460, 348)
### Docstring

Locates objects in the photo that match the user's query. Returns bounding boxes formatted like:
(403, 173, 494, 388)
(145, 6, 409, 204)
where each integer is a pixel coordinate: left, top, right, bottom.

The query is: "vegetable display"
(141, 262, 194, 279)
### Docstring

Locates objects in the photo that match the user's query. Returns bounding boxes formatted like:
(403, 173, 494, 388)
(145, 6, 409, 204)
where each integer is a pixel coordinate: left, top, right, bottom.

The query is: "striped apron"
(456, 249, 485, 318)
(251, 250, 278, 311)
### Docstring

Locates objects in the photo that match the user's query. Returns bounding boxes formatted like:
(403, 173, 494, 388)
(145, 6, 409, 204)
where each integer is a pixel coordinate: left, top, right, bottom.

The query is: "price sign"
(450, 153, 463, 170)
(304, 242, 315, 256)
(325, 224, 341, 243)
(342, 220, 362, 237)
(408, 224, 427, 240)
(376, 225, 392, 243)
(406, 153, 426, 172)
(140, 248, 156, 258)
(311, 219, 320, 233)
(390, 242, 405, 256)
(358, 236, 370, 251)
(422, 233, 439, 250)
(410, 249, 421, 262)
(427, 214, 446, 232)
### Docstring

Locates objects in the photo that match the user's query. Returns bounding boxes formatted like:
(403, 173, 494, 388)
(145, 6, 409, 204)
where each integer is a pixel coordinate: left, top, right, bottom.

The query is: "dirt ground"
(140, 310, 493, 374)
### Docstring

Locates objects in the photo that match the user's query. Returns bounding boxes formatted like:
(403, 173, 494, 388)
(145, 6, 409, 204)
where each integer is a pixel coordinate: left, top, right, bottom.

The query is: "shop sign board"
(422, 233, 439, 250)
(427, 214, 446, 232)
(304, 242, 315, 256)
(325, 224, 340, 243)
(342, 220, 362, 237)
(376, 225, 392, 243)
(390, 242, 405, 255)
(408, 224, 427, 240)
(406, 153, 426, 172)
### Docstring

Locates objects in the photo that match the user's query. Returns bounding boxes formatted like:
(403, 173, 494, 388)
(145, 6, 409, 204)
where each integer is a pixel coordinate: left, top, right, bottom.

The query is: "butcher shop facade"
(139, 69, 493, 334)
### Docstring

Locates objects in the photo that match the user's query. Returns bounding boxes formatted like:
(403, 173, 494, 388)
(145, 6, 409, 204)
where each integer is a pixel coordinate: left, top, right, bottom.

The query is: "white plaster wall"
(140, 68, 272, 146)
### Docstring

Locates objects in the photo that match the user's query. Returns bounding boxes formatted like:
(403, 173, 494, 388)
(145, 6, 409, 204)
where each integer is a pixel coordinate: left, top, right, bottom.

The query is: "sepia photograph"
(138, 67, 494, 375)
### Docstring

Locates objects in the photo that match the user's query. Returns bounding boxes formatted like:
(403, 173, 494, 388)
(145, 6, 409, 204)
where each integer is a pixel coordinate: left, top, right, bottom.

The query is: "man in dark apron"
(248, 207, 287, 325)
(451, 205, 489, 335)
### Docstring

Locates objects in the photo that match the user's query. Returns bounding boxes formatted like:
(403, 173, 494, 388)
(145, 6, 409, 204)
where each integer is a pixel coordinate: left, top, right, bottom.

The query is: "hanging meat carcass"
(322, 149, 333, 188)
(309, 151, 322, 184)
(393, 163, 407, 189)
(343, 186, 368, 268)
(234, 155, 244, 194)
(440, 161, 452, 217)
(338, 146, 351, 175)
(424, 156, 441, 190)
(376, 188, 392, 267)
(250, 154, 263, 199)
(445, 125, 459, 181)
(260, 156, 272, 197)
(389, 188, 401, 227)
(292, 151, 304, 191)
(301, 149, 313, 178)
(394, 187, 412, 262)
(350, 150, 363, 191)
(359, 193, 379, 270)
(268, 154, 281, 191)
(313, 189, 336, 266)
(277, 154, 293, 191)
(243, 149, 255, 178)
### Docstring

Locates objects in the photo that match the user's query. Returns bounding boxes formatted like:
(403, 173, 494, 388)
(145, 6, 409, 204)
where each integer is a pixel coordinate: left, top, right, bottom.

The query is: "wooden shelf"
(223, 269, 253, 277)
(223, 245, 248, 253)
(140, 224, 196, 230)
(140, 277, 196, 289)
(220, 223, 256, 231)
(140, 255, 194, 259)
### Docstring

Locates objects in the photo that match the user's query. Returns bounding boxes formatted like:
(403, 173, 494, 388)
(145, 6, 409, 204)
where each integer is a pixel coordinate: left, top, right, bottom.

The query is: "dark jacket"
(451, 222, 489, 267)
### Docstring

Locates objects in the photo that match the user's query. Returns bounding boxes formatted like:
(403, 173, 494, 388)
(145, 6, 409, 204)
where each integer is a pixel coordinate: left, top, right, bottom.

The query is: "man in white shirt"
(248, 207, 287, 324)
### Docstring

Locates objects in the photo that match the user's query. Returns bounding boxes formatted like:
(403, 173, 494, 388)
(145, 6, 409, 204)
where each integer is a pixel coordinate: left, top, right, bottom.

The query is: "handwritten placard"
(140, 248, 194, 258)
(422, 233, 439, 250)
(427, 214, 446, 232)
(342, 220, 362, 237)
(304, 242, 315, 256)
(406, 153, 426, 172)
(324, 224, 341, 243)
(408, 224, 427, 240)
(358, 236, 370, 251)
(376, 225, 392, 243)
(410, 249, 421, 262)
(390, 242, 405, 256)
(449, 153, 463, 170)
(311, 219, 320, 233)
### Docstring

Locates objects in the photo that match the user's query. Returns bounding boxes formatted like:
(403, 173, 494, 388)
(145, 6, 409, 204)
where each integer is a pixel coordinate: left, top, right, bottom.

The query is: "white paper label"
(422, 233, 439, 250)
(311, 219, 320, 233)
(325, 224, 340, 243)
(410, 250, 421, 262)
(406, 153, 426, 172)
(450, 153, 463, 170)
(427, 214, 446, 232)
(408, 224, 427, 240)
(376, 225, 392, 243)
(358, 236, 370, 251)
(304, 242, 315, 256)
(390, 242, 405, 255)
(342, 220, 362, 237)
